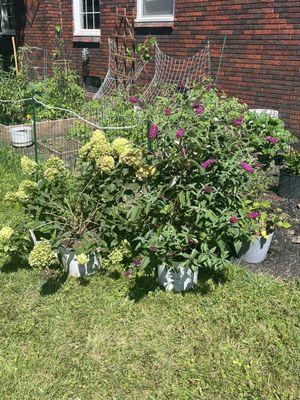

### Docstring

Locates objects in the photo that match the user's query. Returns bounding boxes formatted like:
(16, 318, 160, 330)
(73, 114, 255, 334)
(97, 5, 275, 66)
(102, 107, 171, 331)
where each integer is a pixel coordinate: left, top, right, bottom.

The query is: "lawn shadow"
(108, 270, 122, 280)
(128, 267, 230, 302)
(128, 274, 158, 302)
(1, 255, 29, 274)
(40, 270, 69, 296)
(191, 267, 229, 296)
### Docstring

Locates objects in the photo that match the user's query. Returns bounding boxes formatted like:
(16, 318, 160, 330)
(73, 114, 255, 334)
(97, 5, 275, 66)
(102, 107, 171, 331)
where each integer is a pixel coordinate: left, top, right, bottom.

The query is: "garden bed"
(0, 118, 83, 166)
(38, 136, 81, 167)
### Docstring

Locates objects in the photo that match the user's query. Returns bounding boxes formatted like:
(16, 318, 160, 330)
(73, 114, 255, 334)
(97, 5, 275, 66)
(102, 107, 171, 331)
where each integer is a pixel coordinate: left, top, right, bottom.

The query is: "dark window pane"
(86, 0, 93, 13)
(87, 13, 94, 29)
(143, 0, 174, 16)
(82, 13, 88, 29)
(94, 0, 100, 12)
(94, 13, 100, 29)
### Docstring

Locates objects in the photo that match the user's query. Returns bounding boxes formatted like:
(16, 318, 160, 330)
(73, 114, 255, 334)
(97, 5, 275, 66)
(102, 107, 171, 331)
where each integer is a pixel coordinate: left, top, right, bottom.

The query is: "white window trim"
(73, 0, 100, 37)
(136, 0, 175, 22)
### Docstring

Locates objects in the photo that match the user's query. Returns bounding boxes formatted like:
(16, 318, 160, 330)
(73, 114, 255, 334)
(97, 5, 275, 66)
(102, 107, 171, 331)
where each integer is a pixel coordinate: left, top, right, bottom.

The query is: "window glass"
(143, 0, 174, 17)
(79, 0, 100, 31)
(1, 0, 15, 32)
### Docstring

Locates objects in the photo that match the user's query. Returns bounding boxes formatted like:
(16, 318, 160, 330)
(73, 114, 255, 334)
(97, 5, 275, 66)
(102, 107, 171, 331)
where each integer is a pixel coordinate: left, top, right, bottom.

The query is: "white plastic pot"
(10, 125, 33, 148)
(60, 248, 101, 277)
(157, 262, 198, 292)
(248, 109, 279, 118)
(241, 232, 274, 264)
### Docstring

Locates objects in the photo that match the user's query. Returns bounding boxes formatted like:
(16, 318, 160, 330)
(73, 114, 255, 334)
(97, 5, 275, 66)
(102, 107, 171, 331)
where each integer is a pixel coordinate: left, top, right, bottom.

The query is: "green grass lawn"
(0, 147, 299, 400)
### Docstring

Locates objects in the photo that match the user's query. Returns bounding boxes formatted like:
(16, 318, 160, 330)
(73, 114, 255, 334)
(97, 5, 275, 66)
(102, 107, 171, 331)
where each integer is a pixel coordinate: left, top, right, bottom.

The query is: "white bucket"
(60, 248, 101, 277)
(241, 232, 274, 264)
(10, 125, 34, 148)
(249, 109, 279, 118)
(157, 262, 198, 292)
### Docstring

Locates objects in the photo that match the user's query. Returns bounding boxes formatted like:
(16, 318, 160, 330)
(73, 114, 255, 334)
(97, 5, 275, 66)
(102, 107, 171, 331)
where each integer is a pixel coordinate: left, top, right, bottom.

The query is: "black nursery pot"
(278, 170, 300, 200)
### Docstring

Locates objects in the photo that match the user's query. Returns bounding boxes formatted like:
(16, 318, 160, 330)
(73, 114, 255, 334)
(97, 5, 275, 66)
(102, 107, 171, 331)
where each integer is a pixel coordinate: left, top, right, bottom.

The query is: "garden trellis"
(93, 38, 147, 100)
(144, 42, 211, 101)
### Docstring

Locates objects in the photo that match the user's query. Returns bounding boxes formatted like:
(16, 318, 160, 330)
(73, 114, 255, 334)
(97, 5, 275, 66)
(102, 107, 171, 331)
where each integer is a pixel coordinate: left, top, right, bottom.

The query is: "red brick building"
(2, 0, 300, 136)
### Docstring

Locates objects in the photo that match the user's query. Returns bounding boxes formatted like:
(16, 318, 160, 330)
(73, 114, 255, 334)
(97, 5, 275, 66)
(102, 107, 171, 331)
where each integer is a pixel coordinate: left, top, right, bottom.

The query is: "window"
(73, 0, 100, 36)
(136, 0, 174, 22)
(0, 0, 16, 35)
(85, 76, 103, 93)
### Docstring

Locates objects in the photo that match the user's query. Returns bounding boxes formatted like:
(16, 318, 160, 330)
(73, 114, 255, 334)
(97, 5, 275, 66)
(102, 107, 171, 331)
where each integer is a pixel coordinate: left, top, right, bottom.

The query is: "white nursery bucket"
(60, 249, 101, 277)
(10, 125, 33, 148)
(157, 262, 198, 292)
(241, 232, 274, 264)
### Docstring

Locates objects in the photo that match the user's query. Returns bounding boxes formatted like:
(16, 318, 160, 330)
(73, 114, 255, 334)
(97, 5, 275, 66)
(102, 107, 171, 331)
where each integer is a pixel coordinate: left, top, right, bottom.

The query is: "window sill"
(134, 20, 174, 28)
(73, 36, 101, 43)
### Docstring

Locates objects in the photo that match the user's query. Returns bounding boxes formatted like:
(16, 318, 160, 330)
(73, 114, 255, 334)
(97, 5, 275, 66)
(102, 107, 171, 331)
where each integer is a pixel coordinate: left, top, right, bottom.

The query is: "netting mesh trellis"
(143, 42, 211, 101)
(18, 46, 49, 81)
(93, 38, 147, 100)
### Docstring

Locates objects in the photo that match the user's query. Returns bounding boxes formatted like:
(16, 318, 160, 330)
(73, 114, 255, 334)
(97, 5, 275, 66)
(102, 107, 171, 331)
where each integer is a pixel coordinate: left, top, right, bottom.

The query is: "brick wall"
(17, 0, 300, 137)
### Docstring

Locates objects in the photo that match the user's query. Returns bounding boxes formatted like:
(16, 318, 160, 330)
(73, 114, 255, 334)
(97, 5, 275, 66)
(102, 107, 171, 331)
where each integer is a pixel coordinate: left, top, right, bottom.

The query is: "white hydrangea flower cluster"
(21, 156, 37, 175)
(28, 240, 56, 269)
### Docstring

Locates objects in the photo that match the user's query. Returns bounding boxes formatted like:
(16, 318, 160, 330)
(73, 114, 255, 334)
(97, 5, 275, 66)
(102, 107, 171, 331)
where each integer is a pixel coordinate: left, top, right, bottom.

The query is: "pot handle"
(29, 229, 38, 245)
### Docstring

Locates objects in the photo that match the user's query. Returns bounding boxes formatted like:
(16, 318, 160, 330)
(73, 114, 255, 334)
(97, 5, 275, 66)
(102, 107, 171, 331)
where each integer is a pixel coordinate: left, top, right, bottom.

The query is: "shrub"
(244, 111, 297, 167)
(282, 151, 300, 175)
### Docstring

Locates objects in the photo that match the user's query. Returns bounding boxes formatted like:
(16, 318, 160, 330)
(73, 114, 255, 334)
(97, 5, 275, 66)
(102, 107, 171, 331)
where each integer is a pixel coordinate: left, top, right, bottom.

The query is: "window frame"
(0, 0, 16, 36)
(73, 0, 100, 37)
(136, 0, 175, 22)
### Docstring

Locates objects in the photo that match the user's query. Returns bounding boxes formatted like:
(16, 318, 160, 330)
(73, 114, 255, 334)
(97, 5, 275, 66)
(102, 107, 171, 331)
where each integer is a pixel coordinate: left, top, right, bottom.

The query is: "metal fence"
(0, 97, 141, 168)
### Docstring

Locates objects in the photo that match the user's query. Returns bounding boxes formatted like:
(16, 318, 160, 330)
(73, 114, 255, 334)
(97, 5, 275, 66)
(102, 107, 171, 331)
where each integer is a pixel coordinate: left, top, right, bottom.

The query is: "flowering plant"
(4, 155, 104, 267)
(0, 225, 32, 268)
(227, 199, 290, 255)
(128, 84, 270, 271)
(244, 111, 297, 167)
(282, 151, 300, 176)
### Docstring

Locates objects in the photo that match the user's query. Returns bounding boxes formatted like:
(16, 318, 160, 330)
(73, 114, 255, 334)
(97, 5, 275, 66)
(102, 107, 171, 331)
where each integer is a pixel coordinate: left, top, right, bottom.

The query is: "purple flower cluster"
(248, 211, 261, 219)
(149, 124, 158, 141)
(176, 128, 185, 139)
(178, 81, 185, 90)
(233, 116, 244, 127)
(203, 186, 214, 193)
(149, 246, 157, 253)
(229, 216, 239, 224)
(133, 257, 142, 267)
(129, 96, 139, 104)
(123, 269, 132, 277)
(201, 159, 216, 170)
(195, 105, 205, 115)
(240, 161, 254, 174)
(192, 101, 204, 115)
(266, 136, 279, 145)
(164, 107, 172, 116)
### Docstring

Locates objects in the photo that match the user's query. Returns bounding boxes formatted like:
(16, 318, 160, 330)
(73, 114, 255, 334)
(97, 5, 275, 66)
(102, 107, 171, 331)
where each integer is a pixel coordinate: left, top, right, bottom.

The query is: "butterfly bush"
(127, 82, 296, 272)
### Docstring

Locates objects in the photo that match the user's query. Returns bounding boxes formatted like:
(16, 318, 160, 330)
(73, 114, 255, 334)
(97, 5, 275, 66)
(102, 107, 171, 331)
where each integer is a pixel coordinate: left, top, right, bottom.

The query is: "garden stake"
(32, 92, 39, 163)
(147, 120, 152, 153)
(215, 34, 227, 86)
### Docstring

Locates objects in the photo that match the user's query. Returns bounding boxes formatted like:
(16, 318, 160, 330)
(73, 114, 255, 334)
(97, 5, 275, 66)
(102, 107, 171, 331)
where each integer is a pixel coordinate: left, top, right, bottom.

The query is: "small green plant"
(228, 199, 291, 255)
(283, 151, 300, 175)
(244, 111, 297, 167)
(67, 121, 93, 142)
